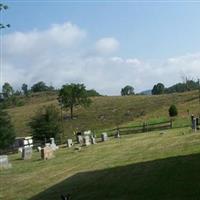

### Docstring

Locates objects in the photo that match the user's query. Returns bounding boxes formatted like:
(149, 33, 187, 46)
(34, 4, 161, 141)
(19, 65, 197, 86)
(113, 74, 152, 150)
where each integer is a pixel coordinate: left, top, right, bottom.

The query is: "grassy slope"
(7, 90, 200, 138)
(1, 127, 200, 200)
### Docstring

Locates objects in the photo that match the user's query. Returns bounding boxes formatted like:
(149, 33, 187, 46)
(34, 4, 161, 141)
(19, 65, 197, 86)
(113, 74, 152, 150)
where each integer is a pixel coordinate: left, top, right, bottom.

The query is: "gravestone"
(77, 135, 83, 145)
(0, 155, 12, 170)
(67, 139, 73, 148)
(83, 130, 91, 136)
(115, 129, 120, 138)
(90, 136, 96, 144)
(37, 146, 42, 152)
(41, 146, 54, 160)
(50, 138, 59, 151)
(101, 132, 108, 142)
(83, 135, 91, 146)
(192, 117, 197, 132)
(22, 146, 32, 160)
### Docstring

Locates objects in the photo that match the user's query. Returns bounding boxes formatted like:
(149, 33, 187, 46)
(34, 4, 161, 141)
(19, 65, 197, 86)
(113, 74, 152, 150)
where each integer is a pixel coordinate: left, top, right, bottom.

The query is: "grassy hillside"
(1, 127, 200, 200)
(6, 90, 200, 138)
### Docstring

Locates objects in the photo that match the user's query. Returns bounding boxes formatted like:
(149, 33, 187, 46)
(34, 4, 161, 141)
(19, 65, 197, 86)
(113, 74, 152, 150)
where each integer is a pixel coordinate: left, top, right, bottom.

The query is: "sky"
(1, 0, 200, 95)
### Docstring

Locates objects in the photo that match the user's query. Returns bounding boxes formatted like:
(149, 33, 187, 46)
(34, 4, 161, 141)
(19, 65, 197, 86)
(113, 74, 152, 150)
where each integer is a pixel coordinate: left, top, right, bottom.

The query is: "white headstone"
(50, 138, 59, 151)
(90, 136, 96, 144)
(83, 135, 91, 146)
(76, 135, 83, 144)
(22, 146, 32, 160)
(83, 130, 92, 135)
(0, 155, 12, 170)
(67, 139, 73, 148)
(101, 132, 108, 142)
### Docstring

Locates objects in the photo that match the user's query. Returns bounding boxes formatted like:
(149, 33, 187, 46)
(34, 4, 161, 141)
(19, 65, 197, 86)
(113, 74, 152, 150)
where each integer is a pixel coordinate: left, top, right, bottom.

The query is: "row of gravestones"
(0, 138, 58, 170)
(0, 131, 121, 170)
(68, 132, 111, 148)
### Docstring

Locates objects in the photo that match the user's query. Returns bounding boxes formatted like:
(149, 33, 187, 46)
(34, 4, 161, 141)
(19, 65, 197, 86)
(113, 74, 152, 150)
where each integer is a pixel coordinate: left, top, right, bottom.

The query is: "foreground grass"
(1, 127, 200, 200)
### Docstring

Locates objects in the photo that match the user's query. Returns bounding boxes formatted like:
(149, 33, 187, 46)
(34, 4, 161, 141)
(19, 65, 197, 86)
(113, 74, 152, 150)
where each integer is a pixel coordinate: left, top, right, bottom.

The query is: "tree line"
(152, 79, 200, 95)
(120, 78, 200, 96)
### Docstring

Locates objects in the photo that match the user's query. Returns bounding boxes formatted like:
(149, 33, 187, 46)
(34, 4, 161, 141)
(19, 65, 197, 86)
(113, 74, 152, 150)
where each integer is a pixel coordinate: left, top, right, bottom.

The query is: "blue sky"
(1, 1, 200, 94)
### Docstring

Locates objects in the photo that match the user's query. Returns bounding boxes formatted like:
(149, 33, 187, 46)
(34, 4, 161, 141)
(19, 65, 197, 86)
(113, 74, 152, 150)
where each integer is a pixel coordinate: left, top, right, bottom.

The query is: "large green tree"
(0, 109, 15, 152)
(58, 83, 91, 119)
(29, 105, 62, 142)
(121, 85, 135, 96)
(2, 82, 14, 97)
(152, 83, 165, 95)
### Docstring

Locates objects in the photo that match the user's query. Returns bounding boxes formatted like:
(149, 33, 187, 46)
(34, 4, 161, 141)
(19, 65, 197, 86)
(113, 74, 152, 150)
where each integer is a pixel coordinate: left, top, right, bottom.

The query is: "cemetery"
(1, 90, 200, 200)
(1, 2, 200, 199)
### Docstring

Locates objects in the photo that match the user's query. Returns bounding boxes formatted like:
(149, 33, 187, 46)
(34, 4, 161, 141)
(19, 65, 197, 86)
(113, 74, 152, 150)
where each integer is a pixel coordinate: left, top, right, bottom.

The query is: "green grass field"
(1, 127, 200, 200)
(2, 91, 200, 200)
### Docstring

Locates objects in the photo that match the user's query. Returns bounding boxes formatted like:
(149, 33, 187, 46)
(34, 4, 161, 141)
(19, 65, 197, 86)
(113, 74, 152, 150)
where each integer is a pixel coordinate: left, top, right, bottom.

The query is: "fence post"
(170, 119, 173, 128)
(143, 122, 146, 132)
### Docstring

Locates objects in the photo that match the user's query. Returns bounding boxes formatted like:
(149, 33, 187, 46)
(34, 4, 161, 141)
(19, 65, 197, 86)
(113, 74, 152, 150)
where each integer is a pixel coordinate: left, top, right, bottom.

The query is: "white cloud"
(95, 37, 119, 55)
(2, 21, 200, 95)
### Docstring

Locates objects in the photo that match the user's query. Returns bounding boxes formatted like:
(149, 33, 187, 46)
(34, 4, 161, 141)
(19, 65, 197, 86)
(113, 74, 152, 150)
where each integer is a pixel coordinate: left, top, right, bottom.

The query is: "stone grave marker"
(22, 146, 32, 160)
(115, 129, 120, 138)
(90, 136, 96, 144)
(50, 138, 59, 151)
(41, 146, 54, 160)
(192, 117, 197, 131)
(0, 155, 12, 170)
(101, 132, 108, 142)
(67, 139, 73, 148)
(83, 135, 91, 146)
(77, 135, 84, 145)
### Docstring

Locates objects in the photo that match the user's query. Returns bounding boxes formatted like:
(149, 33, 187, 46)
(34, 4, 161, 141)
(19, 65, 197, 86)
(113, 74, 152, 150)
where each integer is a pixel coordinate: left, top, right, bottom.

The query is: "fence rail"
(106, 120, 173, 137)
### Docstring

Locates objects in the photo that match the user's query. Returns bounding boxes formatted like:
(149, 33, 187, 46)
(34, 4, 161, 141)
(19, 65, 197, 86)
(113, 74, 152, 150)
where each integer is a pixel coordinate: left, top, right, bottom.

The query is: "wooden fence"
(106, 120, 173, 137)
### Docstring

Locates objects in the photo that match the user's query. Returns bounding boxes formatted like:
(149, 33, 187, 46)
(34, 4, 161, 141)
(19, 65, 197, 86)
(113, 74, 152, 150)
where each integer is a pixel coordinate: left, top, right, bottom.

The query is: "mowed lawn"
(1, 127, 200, 200)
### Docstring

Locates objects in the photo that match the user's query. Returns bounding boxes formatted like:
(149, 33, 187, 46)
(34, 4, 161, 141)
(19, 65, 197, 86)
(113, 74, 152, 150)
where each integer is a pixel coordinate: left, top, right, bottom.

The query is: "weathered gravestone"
(115, 129, 120, 138)
(192, 117, 197, 132)
(83, 135, 91, 146)
(77, 135, 84, 145)
(0, 155, 12, 170)
(41, 146, 54, 160)
(101, 132, 108, 142)
(50, 138, 59, 151)
(22, 146, 32, 160)
(90, 136, 96, 144)
(67, 139, 73, 148)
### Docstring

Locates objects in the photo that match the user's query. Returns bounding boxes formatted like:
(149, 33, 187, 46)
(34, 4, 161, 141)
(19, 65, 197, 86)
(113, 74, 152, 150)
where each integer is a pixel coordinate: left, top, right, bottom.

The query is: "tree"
(121, 85, 135, 96)
(86, 89, 101, 97)
(152, 83, 165, 95)
(2, 82, 14, 97)
(29, 105, 62, 142)
(169, 105, 178, 117)
(58, 83, 92, 119)
(31, 81, 54, 92)
(0, 109, 15, 152)
(0, 3, 10, 29)
(21, 83, 28, 95)
(31, 81, 49, 92)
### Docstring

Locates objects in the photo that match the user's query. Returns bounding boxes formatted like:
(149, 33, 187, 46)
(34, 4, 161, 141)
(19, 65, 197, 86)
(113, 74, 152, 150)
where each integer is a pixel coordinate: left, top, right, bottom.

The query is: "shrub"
(29, 104, 62, 142)
(169, 105, 178, 117)
(0, 109, 15, 151)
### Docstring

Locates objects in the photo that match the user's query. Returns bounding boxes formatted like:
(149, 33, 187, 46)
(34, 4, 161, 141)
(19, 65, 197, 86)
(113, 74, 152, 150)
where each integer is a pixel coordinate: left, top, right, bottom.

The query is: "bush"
(0, 109, 15, 151)
(29, 104, 62, 142)
(169, 105, 178, 117)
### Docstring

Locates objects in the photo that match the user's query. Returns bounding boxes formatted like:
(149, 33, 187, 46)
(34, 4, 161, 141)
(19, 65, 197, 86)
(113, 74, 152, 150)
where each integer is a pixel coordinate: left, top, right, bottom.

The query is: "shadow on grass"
(29, 153, 200, 200)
